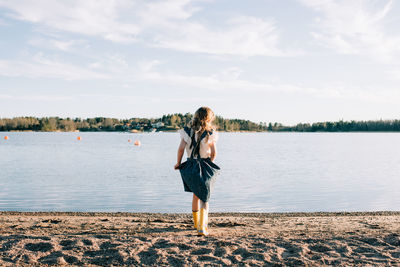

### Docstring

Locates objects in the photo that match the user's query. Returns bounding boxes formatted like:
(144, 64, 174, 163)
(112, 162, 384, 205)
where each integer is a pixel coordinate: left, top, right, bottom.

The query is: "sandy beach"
(0, 211, 399, 266)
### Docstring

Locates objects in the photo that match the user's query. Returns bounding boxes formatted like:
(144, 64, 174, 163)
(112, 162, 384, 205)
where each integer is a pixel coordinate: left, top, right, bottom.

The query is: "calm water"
(0, 132, 399, 212)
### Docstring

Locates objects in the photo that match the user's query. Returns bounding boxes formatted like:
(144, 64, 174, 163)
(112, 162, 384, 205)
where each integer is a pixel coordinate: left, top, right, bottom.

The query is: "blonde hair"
(190, 107, 215, 150)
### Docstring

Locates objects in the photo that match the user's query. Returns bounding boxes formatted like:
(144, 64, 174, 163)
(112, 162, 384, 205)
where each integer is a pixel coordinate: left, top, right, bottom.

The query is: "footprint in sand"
(0, 239, 20, 252)
(82, 239, 94, 246)
(308, 243, 332, 253)
(59, 239, 78, 250)
(191, 248, 213, 255)
(84, 248, 124, 265)
(233, 247, 265, 261)
(38, 251, 79, 265)
(99, 241, 120, 250)
(153, 239, 175, 248)
(214, 247, 227, 257)
(25, 242, 53, 252)
(177, 243, 192, 250)
(197, 255, 219, 262)
(383, 233, 400, 246)
(138, 248, 160, 266)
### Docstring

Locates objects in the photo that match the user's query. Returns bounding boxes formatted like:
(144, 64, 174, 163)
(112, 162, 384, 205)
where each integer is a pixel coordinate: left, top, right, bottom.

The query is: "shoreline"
(1, 211, 399, 266)
(4, 130, 400, 133)
(2, 210, 400, 217)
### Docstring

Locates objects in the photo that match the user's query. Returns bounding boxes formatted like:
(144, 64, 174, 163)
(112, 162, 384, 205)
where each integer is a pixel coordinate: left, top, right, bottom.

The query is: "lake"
(0, 132, 399, 212)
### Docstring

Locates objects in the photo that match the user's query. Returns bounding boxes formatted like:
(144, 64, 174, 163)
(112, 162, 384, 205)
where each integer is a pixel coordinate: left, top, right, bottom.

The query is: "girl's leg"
(192, 194, 200, 229)
(198, 200, 209, 236)
(192, 194, 200, 211)
(199, 200, 209, 211)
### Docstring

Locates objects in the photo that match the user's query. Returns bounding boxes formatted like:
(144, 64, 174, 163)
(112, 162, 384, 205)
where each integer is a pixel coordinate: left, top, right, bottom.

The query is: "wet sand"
(0, 211, 399, 266)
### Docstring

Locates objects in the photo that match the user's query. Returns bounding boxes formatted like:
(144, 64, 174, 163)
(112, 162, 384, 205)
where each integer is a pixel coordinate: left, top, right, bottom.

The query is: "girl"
(174, 107, 219, 236)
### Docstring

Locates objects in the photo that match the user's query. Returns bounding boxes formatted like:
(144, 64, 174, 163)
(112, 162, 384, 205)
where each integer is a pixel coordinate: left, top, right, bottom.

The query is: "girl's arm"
(174, 139, 187, 169)
(210, 142, 217, 162)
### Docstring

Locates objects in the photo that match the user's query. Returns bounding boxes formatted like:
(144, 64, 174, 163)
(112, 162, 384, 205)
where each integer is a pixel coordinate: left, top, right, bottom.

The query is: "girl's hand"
(174, 163, 180, 170)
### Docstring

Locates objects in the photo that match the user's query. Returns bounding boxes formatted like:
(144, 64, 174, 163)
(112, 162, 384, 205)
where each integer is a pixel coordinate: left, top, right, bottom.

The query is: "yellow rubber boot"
(192, 211, 199, 229)
(198, 208, 209, 236)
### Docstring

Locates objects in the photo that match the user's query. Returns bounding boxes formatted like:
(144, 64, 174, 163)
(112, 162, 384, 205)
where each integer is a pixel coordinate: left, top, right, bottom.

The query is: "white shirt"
(179, 128, 218, 159)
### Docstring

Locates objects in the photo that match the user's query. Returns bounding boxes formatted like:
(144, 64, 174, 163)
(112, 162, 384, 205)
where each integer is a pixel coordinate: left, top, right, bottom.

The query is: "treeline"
(282, 120, 400, 132)
(0, 114, 267, 132)
(1, 116, 400, 132)
(266, 120, 400, 132)
(162, 114, 266, 132)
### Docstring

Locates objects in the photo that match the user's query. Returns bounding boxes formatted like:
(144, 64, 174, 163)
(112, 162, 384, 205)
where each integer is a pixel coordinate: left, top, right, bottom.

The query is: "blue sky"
(1, 0, 400, 124)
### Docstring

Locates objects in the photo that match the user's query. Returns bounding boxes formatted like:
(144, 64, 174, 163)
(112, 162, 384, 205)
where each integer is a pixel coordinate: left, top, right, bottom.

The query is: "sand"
(0, 211, 399, 266)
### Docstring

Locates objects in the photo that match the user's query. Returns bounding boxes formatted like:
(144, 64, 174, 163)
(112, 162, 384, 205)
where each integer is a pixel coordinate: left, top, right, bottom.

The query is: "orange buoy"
(128, 139, 132, 143)
(4, 136, 9, 140)
(77, 136, 81, 141)
(134, 140, 141, 146)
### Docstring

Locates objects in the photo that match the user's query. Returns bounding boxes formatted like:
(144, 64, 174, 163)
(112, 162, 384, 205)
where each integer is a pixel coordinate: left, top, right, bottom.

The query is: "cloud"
(0, 94, 73, 101)
(299, 0, 400, 62)
(131, 66, 400, 103)
(152, 15, 292, 57)
(138, 1, 294, 56)
(28, 38, 87, 51)
(139, 0, 198, 24)
(0, 53, 108, 80)
(73, 94, 215, 104)
(137, 60, 163, 72)
(88, 53, 130, 75)
(1, 50, 397, 104)
(0, 0, 140, 43)
(0, 0, 293, 57)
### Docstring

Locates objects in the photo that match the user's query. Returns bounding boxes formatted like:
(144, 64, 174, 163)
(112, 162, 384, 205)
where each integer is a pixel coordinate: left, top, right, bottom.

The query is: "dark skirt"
(179, 157, 220, 203)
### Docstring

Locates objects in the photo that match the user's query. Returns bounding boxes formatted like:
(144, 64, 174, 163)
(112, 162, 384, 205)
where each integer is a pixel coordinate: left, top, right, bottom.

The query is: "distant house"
(151, 122, 164, 128)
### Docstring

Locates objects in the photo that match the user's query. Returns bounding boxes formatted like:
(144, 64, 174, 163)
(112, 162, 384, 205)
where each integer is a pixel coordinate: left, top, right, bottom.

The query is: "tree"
(60, 120, 76, 131)
(103, 118, 115, 130)
(40, 117, 58, 131)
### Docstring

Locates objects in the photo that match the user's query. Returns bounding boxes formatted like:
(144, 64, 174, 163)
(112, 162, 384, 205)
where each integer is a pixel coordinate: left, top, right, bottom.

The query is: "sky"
(0, 0, 400, 125)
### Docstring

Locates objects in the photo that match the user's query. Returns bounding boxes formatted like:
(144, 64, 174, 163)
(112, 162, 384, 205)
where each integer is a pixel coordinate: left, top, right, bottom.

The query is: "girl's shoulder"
(206, 129, 218, 144)
(183, 126, 191, 136)
(179, 126, 192, 143)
